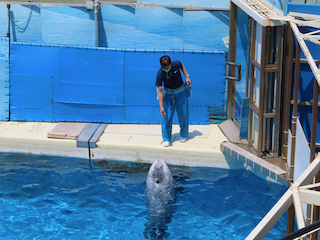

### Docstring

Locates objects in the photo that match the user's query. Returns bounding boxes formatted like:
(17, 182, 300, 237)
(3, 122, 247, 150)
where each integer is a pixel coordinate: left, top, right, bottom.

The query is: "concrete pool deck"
(0, 121, 288, 184)
(0, 121, 231, 167)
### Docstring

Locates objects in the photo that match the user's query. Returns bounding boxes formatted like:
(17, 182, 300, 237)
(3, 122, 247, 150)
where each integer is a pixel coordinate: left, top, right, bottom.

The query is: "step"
(77, 123, 108, 148)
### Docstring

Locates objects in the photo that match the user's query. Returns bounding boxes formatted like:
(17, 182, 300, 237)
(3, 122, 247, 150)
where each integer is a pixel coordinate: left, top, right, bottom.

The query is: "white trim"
(231, 0, 284, 26)
(100, 1, 230, 11)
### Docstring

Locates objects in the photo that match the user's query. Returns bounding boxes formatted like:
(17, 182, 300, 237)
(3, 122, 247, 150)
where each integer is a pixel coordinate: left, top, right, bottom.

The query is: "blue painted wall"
(287, 3, 320, 143)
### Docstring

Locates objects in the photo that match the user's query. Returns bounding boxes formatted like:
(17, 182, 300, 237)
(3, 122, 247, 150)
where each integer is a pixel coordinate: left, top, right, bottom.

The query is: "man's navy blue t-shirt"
(155, 61, 183, 89)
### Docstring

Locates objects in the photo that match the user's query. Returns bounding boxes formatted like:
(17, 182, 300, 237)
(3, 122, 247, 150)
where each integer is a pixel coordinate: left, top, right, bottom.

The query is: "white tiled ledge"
(220, 141, 289, 186)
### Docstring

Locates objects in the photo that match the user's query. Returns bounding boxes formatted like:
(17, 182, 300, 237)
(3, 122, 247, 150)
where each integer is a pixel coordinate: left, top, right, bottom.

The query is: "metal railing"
(279, 220, 320, 240)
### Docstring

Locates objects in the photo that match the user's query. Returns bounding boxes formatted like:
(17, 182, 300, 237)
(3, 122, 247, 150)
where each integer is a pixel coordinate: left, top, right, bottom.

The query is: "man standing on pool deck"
(156, 55, 191, 147)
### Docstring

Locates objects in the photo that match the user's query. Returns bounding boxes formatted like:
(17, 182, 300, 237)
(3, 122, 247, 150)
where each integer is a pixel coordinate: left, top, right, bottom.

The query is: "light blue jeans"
(162, 84, 189, 142)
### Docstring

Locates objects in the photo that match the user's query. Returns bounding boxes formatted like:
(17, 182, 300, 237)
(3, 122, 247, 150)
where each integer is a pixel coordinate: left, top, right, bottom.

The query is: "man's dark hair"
(160, 55, 171, 68)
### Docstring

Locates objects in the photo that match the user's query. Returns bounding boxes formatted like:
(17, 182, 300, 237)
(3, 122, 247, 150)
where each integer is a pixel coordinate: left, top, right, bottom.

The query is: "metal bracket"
(226, 61, 241, 81)
(86, 1, 94, 10)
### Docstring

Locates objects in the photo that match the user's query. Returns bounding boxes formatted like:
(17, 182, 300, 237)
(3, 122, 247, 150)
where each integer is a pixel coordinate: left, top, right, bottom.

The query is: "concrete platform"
(0, 121, 235, 168)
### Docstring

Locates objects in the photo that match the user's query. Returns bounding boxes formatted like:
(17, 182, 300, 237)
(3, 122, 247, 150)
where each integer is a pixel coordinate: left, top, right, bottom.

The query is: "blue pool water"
(0, 152, 288, 239)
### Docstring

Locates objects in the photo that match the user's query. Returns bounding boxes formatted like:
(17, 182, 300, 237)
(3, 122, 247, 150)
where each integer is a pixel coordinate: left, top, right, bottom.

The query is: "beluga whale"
(144, 159, 175, 239)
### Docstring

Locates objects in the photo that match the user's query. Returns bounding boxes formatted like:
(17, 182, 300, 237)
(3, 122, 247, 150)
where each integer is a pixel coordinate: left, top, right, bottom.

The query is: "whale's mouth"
(155, 176, 162, 184)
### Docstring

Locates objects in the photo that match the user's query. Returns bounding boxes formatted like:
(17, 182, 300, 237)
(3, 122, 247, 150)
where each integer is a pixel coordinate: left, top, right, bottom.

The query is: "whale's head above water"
(144, 159, 175, 240)
(146, 159, 173, 190)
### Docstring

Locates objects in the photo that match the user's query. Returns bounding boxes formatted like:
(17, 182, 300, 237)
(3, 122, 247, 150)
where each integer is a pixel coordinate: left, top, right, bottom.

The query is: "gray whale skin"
(144, 159, 175, 239)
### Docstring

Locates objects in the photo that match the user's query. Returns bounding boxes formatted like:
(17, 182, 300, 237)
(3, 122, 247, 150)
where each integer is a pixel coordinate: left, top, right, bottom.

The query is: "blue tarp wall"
(9, 43, 226, 123)
(287, 3, 320, 143)
(0, 3, 230, 124)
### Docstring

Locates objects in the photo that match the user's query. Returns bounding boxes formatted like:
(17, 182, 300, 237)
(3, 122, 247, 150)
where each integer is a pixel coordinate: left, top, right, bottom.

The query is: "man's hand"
(160, 107, 166, 117)
(186, 76, 191, 86)
(181, 64, 191, 85)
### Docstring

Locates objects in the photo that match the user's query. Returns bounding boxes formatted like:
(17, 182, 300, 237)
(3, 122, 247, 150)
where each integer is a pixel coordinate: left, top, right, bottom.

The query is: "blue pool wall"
(0, 4, 230, 50)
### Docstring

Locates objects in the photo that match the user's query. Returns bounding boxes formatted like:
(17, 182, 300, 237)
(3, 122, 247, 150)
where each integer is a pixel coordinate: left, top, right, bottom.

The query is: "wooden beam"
(305, 29, 320, 36)
(293, 19, 320, 31)
(252, 58, 261, 70)
(247, 156, 320, 240)
(289, 20, 320, 86)
(263, 112, 277, 118)
(289, 12, 320, 21)
(290, 100, 320, 106)
(231, 0, 284, 27)
(303, 35, 320, 47)
(293, 58, 320, 64)
(227, 2, 238, 120)
(265, 63, 278, 72)
(245, 189, 293, 240)
(250, 102, 260, 115)
(280, 25, 295, 234)
(281, 24, 294, 162)
(292, 187, 306, 229)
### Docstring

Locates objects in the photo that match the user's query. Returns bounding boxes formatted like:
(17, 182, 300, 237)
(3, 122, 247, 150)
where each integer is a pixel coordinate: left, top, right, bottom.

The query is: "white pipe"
(0, 1, 229, 11)
(0, 2, 98, 8)
(100, 1, 230, 11)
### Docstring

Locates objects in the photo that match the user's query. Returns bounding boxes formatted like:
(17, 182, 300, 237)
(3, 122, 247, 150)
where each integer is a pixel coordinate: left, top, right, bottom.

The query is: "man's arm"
(157, 86, 166, 117)
(181, 64, 191, 85)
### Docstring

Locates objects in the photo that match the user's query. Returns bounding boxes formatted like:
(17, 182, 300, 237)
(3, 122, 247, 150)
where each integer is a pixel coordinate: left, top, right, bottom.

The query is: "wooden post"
(280, 24, 294, 163)
(287, 204, 295, 235)
(282, 24, 295, 235)
(227, 1, 238, 120)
